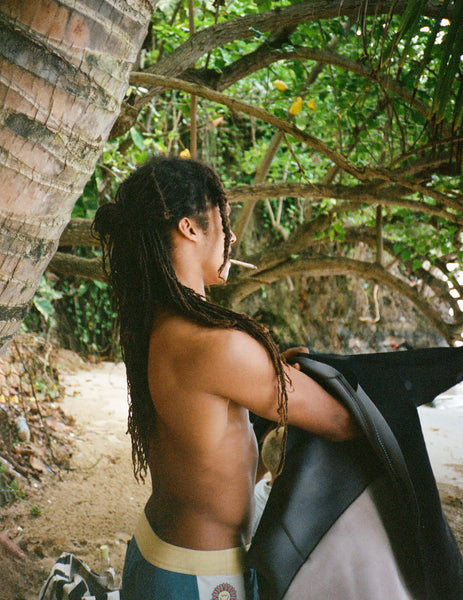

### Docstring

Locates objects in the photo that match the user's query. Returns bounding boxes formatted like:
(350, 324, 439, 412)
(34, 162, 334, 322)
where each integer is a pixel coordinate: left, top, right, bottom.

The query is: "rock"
(0, 532, 26, 559)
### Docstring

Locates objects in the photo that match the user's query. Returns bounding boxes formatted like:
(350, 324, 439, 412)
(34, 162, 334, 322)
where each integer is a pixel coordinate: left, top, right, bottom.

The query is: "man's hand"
(280, 346, 309, 370)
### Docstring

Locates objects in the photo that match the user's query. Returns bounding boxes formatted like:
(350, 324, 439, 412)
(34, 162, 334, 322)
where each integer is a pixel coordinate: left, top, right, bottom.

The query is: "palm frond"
(408, 0, 451, 89)
(431, 0, 463, 123)
(382, 0, 428, 66)
(451, 77, 463, 133)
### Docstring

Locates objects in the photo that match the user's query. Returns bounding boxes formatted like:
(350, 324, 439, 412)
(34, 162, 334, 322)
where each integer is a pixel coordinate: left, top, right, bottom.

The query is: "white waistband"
(134, 512, 248, 575)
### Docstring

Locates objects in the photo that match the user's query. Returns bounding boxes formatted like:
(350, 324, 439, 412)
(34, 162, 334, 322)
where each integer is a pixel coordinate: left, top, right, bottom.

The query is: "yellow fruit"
(211, 116, 225, 127)
(306, 98, 316, 111)
(273, 80, 288, 91)
(289, 97, 304, 116)
(179, 149, 191, 159)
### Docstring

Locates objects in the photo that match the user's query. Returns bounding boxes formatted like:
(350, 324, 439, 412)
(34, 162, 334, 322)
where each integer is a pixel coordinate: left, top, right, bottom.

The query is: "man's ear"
(177, 216, 200, 242)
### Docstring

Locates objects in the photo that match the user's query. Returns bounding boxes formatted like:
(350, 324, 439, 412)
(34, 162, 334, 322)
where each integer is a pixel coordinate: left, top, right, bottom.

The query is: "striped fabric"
(39, 553, 120, 600)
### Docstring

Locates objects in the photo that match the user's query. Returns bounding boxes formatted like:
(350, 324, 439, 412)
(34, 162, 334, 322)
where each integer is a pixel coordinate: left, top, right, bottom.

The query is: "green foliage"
(23, 275, 63, 334)
(0, 465, 24, 507)
(24, 271, 119, 359)
(58, 275, 119, 359)
(29, 504, 42, 517)
(0, 464, 45, 513)
(72, 171, 100, 218)
(38, 1, 463, 347)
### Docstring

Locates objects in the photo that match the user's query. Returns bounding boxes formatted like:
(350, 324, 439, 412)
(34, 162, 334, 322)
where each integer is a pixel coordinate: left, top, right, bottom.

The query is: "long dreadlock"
(92, 156, 288, 481)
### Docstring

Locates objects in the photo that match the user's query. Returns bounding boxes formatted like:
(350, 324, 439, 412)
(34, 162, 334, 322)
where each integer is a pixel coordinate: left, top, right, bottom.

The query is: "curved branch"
(342, 226, 463, 316)
(191, 46, 450, 135)
(209, 46, 439, 126)
(130, 72, 370, 180)
(227, 182, 463, 225)
(246, 214, 332, 272)
(48, 248, 462, 345)
(59, 218, 99, 247)
(262, 219, 463, 320)
(50, 226, 462, 345)
(182, 26, 297, 92)
(143, 0, 448, 100)
(111, 0, 448, 136)
(129, 72, 462, 210)
(57, 178, 463, 251)
(239, 221, 462, 320)
(227, 256, 462, 343)
(48, 253, 106, 281)
(132, 1, 361, 114)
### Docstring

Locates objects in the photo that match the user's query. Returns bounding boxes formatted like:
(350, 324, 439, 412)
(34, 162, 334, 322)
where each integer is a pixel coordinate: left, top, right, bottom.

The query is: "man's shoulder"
(192, 327, 273, 386)
(196, 324, 265, 360)
(152, 314, 266, 366)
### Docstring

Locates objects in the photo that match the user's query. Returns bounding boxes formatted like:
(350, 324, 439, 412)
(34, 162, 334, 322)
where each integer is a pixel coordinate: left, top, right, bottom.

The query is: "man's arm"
(195, 329, 358, 442)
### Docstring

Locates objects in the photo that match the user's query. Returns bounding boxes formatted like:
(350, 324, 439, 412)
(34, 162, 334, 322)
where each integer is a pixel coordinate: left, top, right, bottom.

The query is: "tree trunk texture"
(0, 0, 156, 354)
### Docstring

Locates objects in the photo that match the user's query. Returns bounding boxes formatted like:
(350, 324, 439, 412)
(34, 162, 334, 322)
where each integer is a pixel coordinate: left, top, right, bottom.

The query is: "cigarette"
(230, 258, 258, 270)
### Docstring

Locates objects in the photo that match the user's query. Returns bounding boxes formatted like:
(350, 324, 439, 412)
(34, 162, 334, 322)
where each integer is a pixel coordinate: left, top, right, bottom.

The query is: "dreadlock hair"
(92, 156, 288, 481)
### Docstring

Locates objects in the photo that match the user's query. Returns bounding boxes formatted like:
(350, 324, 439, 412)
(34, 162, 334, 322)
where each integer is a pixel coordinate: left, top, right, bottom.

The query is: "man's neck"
(173, 262, 206, 298)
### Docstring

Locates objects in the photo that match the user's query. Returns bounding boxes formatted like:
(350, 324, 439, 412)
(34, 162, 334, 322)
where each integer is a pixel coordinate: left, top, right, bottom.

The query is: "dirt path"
(0, 362, 147, 599)
(0, 361, 462, 599)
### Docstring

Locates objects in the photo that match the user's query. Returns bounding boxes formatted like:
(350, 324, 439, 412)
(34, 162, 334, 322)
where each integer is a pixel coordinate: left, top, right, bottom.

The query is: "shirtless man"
(93, 156, 357, 600)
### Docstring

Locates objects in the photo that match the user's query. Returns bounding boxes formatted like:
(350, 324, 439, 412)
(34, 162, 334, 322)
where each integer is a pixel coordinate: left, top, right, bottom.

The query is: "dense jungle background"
(20, 0, 463, 357)
(1, 1, 463, 598)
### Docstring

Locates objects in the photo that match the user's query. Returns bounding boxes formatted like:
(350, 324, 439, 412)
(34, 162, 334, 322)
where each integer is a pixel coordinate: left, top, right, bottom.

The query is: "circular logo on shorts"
(211, 582, 237, 600)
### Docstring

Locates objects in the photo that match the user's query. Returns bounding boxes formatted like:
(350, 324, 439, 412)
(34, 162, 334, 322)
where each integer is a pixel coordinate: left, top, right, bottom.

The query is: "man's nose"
(230, 229, 237, 244)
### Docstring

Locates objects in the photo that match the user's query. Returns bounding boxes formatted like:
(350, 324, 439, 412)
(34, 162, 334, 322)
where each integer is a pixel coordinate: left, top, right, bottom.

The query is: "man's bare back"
(144, 311, 357, 552)
(145, 313, 259, 551)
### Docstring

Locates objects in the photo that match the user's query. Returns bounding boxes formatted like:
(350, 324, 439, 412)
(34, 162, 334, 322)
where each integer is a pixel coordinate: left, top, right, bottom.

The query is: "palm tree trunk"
(0, 0, 156, 353)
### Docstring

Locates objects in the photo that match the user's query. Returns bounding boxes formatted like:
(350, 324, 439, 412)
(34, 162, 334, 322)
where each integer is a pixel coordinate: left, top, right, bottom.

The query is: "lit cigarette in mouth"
(230, 258, 258, 270)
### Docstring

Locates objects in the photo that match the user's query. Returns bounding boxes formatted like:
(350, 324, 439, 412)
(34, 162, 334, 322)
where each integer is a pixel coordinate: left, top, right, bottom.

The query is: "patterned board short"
(120, 513, 259, 600)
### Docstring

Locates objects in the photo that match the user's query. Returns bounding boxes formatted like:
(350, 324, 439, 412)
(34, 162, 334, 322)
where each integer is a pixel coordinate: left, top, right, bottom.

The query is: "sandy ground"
(419, 395, 463, 487)
(418, 385, 463, 550)
(0, 363, 462, 598)
(0, 362, 146, 598)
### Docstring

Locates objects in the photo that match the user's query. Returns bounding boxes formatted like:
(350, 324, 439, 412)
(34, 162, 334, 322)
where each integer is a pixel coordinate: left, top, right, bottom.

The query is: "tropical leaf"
(396, 0, 430, 68)
(408, 0, 451, 91)
(378, 0, 463, 133)
(431, 0, 463, 123)
(382, 0, 428, 66)
(452, 77, 463, 132)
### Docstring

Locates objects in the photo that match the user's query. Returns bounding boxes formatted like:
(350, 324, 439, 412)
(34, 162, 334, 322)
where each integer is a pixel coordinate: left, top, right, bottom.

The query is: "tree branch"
(227, 182, 463, 225)
(56, 178, 463, 252)
(220, 46, 441, 125)
(246, 214, 332, 273)
(130, 71, 369, 178)
(51, 217, 463, 346)
(59, 218, 99, 247)
(111, 0, 449, 137)
(187, 45, 443, 135)
(143, 0, 448, 99)
(129, 72, 462, 210)
(213, 27, 297, 92)
(233, 21, 351, 249)
(48, 253, 106, 281)
(342, 226, 463, 317)
(226, 256, 462, 344)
